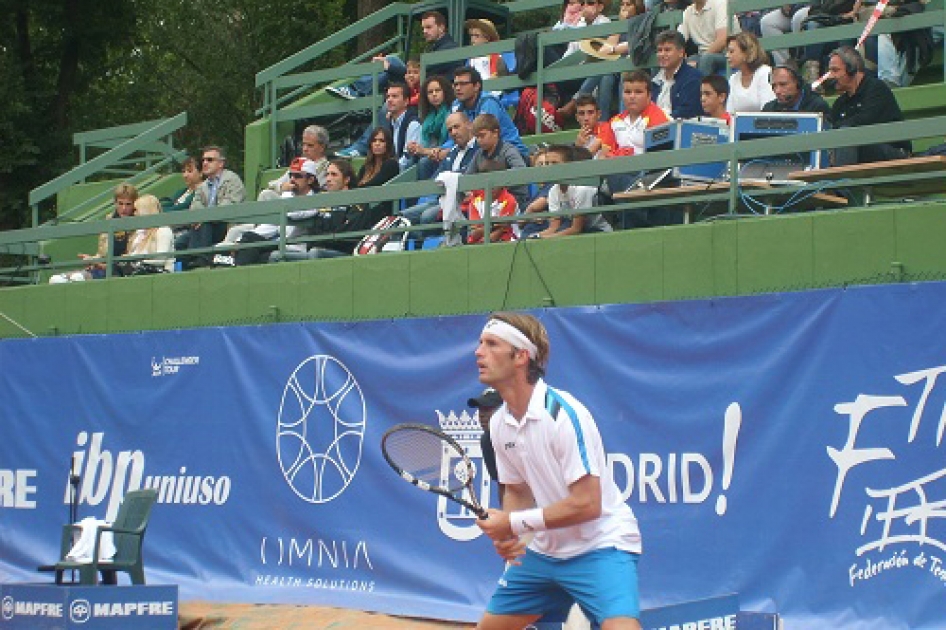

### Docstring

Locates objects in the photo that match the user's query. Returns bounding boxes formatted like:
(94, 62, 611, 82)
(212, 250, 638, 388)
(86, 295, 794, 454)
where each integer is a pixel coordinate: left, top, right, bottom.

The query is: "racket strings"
(384, 429, 467, 492)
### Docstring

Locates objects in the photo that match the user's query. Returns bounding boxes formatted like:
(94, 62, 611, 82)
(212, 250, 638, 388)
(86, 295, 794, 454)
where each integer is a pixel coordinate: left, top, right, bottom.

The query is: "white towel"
(434, 171, 463, 247)
(65, 517, 117, 563)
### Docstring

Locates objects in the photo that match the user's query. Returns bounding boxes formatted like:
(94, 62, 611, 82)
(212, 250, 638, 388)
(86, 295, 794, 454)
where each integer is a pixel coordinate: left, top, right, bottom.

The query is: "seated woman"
(120, 194, 175, 275)
(406, 76, 454, 180)
(726, 32, 776, 114)
(358, 127, 401, 215)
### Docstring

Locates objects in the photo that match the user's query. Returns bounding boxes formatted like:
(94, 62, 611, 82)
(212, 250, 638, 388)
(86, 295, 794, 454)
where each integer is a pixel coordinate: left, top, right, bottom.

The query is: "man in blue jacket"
(652, 31, 703, 120)
(447, 66, 530, 160)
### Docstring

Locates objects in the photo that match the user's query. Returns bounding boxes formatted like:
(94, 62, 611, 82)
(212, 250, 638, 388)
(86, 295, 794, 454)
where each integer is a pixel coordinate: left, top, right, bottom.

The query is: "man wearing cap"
(258, 125, 330, 201)
(474, 312, 642, 630)
(218, 158, 319, 266)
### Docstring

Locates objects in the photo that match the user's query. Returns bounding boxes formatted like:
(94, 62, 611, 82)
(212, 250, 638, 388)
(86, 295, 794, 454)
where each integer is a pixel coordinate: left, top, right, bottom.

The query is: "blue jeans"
(691, 53, 727, 77)
(349, 56, 406, 97)
(575, 73, 621, 120)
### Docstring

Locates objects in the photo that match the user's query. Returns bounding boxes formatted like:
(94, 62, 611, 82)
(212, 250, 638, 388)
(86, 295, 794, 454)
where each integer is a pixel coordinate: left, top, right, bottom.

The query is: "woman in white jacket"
(123, 194, 175, 274)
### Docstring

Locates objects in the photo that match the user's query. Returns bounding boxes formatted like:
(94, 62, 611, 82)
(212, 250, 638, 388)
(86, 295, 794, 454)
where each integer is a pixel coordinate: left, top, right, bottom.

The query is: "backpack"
(354, 216, 412, 255)
(515, 86, 563, 135)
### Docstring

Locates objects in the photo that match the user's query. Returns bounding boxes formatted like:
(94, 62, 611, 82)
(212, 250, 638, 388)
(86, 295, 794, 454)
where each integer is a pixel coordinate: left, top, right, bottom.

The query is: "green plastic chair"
(49, 488, 158, 586)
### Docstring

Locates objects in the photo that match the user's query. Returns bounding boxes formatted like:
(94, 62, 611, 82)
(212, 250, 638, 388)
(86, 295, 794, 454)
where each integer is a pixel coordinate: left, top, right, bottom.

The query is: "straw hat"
(579, 37, 622, 61)
(465, 18, 500, 43)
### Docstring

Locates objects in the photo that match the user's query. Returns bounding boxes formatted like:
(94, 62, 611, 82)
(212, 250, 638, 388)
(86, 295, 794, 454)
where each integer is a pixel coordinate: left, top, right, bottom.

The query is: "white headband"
(482, 319, 538, 360)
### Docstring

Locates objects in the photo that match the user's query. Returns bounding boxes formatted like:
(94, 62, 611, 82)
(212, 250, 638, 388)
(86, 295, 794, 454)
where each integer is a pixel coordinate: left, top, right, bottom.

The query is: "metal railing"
(3, 115, 945, 285)
(28, 113, 189, 228)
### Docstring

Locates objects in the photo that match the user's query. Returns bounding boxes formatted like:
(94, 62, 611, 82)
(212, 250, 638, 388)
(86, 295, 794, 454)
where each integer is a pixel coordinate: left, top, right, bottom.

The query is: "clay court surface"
(179, 601, 476, 629)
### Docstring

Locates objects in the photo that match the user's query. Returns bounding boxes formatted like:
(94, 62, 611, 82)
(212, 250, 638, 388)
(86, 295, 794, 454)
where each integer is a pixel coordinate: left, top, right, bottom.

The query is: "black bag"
(514, 32, 567, 80)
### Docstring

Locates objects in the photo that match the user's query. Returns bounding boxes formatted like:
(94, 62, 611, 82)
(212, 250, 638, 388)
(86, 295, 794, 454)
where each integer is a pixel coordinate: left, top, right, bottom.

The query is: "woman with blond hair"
(726, 32, 776, 113)
(120, 194, 175, 275)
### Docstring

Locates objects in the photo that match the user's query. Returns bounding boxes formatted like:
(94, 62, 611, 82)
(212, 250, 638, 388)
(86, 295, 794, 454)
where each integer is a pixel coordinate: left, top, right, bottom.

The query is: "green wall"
(2, 201, 945, 338)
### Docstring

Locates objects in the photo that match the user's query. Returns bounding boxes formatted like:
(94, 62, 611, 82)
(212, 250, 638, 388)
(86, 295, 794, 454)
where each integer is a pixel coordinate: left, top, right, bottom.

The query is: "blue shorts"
(486, 547, 640, 625)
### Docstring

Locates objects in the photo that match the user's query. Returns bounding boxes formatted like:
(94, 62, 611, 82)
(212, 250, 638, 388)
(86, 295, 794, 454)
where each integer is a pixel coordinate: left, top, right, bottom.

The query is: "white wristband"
(510, 508, 546, 536)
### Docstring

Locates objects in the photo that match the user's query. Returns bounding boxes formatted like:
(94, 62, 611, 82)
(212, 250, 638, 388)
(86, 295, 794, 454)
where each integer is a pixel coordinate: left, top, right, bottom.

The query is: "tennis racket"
(381, 423, 488, 519)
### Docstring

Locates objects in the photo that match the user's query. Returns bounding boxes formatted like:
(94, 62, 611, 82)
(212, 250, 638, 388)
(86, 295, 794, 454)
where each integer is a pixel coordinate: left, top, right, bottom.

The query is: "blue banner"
(2, 282, 946, 628)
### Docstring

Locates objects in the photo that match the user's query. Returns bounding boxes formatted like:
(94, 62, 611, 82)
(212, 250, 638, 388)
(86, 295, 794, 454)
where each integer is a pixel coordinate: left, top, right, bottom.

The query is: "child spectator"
(574, 95, 609, 158)
(726, 32, 775, 113)
(405, 59, 422, 107)
(519, 147, 555, 239)
(465, 161, 519, 244)
(700, 75, 732, 123)
(534, 145, 612, 239)
(600, 70, 669, 158)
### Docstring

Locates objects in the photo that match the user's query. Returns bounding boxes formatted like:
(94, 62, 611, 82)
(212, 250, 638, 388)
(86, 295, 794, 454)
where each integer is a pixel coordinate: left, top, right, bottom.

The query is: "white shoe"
(326, 85, 357, 100)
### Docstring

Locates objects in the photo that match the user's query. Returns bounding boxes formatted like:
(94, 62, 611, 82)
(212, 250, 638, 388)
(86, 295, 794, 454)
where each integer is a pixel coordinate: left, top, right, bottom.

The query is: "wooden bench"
(788, 155, 946, 205)
(614, 181, 847, 223)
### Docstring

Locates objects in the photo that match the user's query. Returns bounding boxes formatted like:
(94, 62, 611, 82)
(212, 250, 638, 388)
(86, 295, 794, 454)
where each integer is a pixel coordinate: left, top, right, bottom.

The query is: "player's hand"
(477, 508, 514, 541)
(494, 536, 527, 564)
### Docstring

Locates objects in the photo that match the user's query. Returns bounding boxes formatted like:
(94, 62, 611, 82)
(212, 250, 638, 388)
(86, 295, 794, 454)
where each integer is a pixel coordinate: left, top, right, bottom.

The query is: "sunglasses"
(202, 156, 218, 162)
(289, 172, 308, 179)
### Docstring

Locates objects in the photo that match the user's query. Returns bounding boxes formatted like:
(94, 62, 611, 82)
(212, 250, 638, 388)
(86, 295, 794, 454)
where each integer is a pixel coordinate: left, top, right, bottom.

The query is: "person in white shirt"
(474, 312, 642, 630)
(725, 32, 775, 113)
(678, 0, 739, 76)
(534, 145, 612, 239)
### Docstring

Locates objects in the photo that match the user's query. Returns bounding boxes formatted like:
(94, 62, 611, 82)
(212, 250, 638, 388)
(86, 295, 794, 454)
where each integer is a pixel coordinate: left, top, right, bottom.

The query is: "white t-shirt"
(678, 0, 739, 52)
(548, 185, 611, 233)
(727, 65, 776, 114)
(490, 380, 641, 559)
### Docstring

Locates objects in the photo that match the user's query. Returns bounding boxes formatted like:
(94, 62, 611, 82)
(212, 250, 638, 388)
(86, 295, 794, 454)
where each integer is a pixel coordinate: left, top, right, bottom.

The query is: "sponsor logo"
(68, 431, 231, 521)
(0, 469, 37, 509)
(1, 596, 13, 620)
(2, 598, 64, 619)
(256, 535, 375, 592)
(69, 599, 91, 623)
(151, 355, 200, 377)
(436, 410, 494, 542)
(89, 601, 175, 618)
(829, 363, 946, 588)
(276, 355, 367, 504)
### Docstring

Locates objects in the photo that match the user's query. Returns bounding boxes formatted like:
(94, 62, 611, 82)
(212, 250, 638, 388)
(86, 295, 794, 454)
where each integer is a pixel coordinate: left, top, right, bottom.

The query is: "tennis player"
(474, 312, 642, 630)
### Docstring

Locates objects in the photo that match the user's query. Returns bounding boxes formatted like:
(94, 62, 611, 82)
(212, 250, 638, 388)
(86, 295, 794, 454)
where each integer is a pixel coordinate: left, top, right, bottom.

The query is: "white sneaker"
(326, 85, 357, 100)
(212, 254, 235, 267)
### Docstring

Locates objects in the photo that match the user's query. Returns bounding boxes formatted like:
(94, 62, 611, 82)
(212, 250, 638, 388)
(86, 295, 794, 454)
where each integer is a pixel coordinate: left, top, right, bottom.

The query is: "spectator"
(519, 147, 556, 239)
(798, 0, 861, 86)
(534, 144, 612, 238)
(467, 19, 509, 99)
(464, 161, 519, 245)
(182, 145, 246, 269)
(49, 183, 138, 283)
(557, 0, 612, 116)
(398, 111, 480, 245)
(678, 0, 740, 76)
(226, 158, 321, 267)
(451, 67, 530, 160)
(700, 75, 732, 123)
(762, 62, 831, 120)
(574, 94, 609, 157)
(600, 70, 669, 158)
(272, 159, 383, 261)
(259, 125, 330, 200)
(725, 32, 775, 113)
(377, 83, 422, 172)
(828, 46, 910, 166)
(405, 59, 422, 106)
(560, 0, 643, 121)
(652, 30, 704, 120)
(759, 5, 807, 67)
(120, 194, 175, 275)
(407, 75, 455, 180)
(327, 11, 461, 100)
(161, 157, 202, 213)
(161, 157, 203, 252)
(358, 127, 401, 216)
(468, 113, 530, 209)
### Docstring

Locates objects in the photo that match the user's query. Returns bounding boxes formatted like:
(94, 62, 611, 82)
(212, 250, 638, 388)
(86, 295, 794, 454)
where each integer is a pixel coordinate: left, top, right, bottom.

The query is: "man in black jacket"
(827, 46, 911, 166)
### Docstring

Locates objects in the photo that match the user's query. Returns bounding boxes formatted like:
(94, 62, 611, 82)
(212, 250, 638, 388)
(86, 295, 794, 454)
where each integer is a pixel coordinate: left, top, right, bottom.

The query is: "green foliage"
(0, 0, 350, 230)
